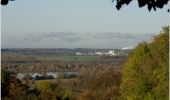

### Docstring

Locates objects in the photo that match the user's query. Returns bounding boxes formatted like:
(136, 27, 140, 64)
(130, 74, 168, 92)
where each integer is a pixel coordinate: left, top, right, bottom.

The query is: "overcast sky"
(1, 0, 169, 49)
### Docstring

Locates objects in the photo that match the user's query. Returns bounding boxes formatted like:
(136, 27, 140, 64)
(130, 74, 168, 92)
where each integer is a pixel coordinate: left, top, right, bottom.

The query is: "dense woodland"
(1, 26, 169, 100)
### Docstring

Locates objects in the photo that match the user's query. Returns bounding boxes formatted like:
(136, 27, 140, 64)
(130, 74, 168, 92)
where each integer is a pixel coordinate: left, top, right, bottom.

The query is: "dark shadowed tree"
(1, 0, 169, 12)
(1, 0, 14, 5)
(112, 0, 169, 11)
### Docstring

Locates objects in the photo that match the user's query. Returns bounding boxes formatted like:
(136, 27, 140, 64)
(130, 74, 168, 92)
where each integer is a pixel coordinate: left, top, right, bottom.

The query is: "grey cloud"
(92, 32, 154, 40)
(2, 32, 155, 48)
(7, 37, 15, 42)
(8, 32, 154, 43)
(22, 32, 82, 42)
(43, 32, 76, 37)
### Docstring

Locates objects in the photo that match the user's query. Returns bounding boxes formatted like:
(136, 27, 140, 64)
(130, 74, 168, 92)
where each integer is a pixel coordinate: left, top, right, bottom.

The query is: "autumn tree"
(1, 70, 11, 97)
(78, 70, 121, 100)
(120, 26, 169, 100)
(1, 70, 39, 100)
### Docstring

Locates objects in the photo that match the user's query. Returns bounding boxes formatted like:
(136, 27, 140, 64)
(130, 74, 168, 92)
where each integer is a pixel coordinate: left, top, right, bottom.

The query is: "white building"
(76, 52, 83, 55)
(96, 51, 103, 56)
(108, 50, 116, 56)
(122, 46, 133, 50)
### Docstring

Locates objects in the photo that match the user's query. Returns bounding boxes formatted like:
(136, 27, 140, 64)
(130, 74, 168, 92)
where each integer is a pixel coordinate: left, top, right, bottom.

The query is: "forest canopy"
(120, 26, 169, 100)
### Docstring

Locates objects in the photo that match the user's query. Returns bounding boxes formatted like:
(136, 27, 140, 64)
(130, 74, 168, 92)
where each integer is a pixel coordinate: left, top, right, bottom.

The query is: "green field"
(30, 55, 98, 61)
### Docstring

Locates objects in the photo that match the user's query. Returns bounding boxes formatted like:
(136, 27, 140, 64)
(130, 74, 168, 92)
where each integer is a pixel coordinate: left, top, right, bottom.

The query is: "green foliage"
(35, 81, 75, 100)
(62, 88, 75, 100)
(47, 87, 75, 100)
(120, 26, 169, 100)
(35, 81, 53, 92)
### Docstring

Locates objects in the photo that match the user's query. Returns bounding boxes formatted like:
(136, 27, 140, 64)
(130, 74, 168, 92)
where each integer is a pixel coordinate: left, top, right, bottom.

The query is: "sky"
(1, 0, 170, 49)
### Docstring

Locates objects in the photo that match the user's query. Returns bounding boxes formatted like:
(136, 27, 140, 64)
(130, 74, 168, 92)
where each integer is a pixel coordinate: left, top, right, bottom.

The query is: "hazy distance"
(1, 0, 169, 48)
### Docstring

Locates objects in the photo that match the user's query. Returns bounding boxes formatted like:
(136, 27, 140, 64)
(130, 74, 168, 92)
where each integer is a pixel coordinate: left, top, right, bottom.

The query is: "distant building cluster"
(76, 50, 116, 56)
(17, 71, 80, 80)
(2, 47, 133, 56)
(75, 48, 132, 56)
(95, 50, 116, 56)
(17, 72, 58, 80)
